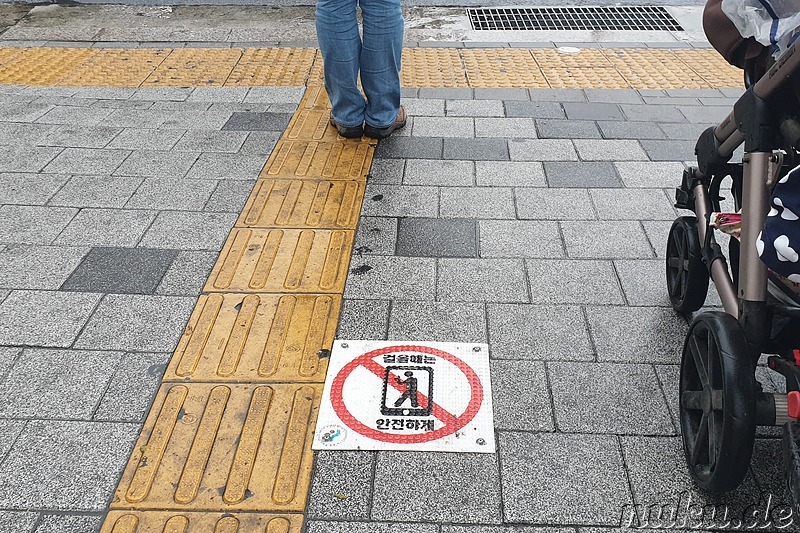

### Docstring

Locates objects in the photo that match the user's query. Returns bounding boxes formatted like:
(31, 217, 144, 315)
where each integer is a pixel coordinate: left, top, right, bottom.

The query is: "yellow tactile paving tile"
(0, 47, 95, 85)
(142, 48, 243, 87)
(260, 140, 375, 181)
(0, 46, 25, 67)
(672, 48, 744, 88)
(602, 48, 711, 89)
(226, 48, 316, 87)
(111, 383, 320, 512)
(164, 293, 339, 383)
(461, 48, 548, 88)
(204, 228, 353, 293)
(532, 48, 613, 68)
(299, 85, 330, 111)
(541, 67, 631, 89)
(101, 511, 303, 532)
(238, 179, 364, 229)
(57, 49, 170, 87)
(400, 48, 469, 88)
(283, 108, 371, 143)
(306, 51, 325, 87)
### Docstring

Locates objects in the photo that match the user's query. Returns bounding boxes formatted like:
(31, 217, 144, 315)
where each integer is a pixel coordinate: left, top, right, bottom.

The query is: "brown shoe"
(364, 106, 407, 140)
(329, 117, 363, 139)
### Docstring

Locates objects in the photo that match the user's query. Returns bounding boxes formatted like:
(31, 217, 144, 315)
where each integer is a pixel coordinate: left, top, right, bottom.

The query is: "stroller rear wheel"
(666, 216, 709, 313)
(679, 311, 756, 493)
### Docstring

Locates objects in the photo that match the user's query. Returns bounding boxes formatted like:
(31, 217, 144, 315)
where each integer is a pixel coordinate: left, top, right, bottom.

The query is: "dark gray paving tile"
(574, 139, 648, 161)
(620, 104, 686, 123)
(504, 100, 564, 119)
(587, 305, 688, 365)
(0, 290, 101, 348)
(443, 138, 509, 161)
(479, 220, 563, 258)
(308, 451, 375, 520)
(155, 250, 218, 295)
(336, 299, 390, 340)
(0, 245, 88, 290)
(537, 119, 600, 139)
(94, 352, 169, 422)
(61, 247, 177, 295)
(418, 88, 473, 100)
(397, 217, 477, 258)
(639, 139, 697, 161)
(361, 184, 438, 218)
(138, 211, 238, 251)
(544, 161, 621, 188)
(0, 420, 139, 511)
(585, 88, 643, 104)
(0, 348, 122, 419)
(372, 452, 501, 523)
(525, 259, 624, 304)
(125, 177, 217, 211)
(678, 105, 730, 123)
(475, 88, 529, 100)
(0, 173, 65, 205)
(438, 258, 528, 303)
(561, 220, 653, 259)
(658, 122, 712, 140)
(500, 432, 631, 525)
(563, 102, 623, 121)
(597, 120, 666, 140)
(388, 301, 486, 342)
(491, 360, 553, 431)
(488, 303, 593, 361)
(527, 88, 586, 102)
(344, 256, 436, 300)
(48, 175, 143, 208)
(53, 208, 157, 247)
(375, 137, 443, 159)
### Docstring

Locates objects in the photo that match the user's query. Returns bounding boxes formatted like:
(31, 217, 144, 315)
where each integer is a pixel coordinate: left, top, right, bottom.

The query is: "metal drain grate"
(467, 6, 683, 31)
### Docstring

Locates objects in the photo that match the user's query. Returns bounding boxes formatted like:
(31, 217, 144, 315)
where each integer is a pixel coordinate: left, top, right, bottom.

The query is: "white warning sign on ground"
(314, 340, 494, 453)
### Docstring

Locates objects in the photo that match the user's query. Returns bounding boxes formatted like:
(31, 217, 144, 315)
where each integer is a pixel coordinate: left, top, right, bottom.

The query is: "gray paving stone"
(239, 131, 281, 155)
(443, 529, 572, 533)
(561, 220, 653, 259)
(474, 117, 537, 139)
(0, 122, 54, 146)
(0, 511, 36, 533)
(38, 125, 123, 149)
(35, 106, 113, 126)
(640, 139, 697, 161)
(203, 179, 254, 212)
(563, 102, 623, 121)
(537, 119, 600, 139)
(75, 294, 195, 352)
(574, 139, 648, 161)
(544, 162, 621, 188)
(43, 147, 130, 175)
(526, 259, 624, 304)
(53, 208, 157, 247)
(307, 451, 375, 520)
(375, 137, 443, 160)
(438, 258, 528, 303)
(508, 139, 577, 161)
(345, 255, 435, 300)
(642, 96, 701, 106)
(185, 152, 266, 180)
(0, 245, 88, 290)
(474, 88, 529, 100)
(0, 290, 8, 305)
(678, 105, 730, 124)
(585, 88, 643, 104)
(353, 216, 397, 256)
(48, 175, 142, 209)
(614, 161, 684, 188)
(446, 99, 504, 117)
(586, 306, 687, 365)
(418, 88, 473, 100)
(527, 88, 586, 102)
(61, 247, 177, 295)
(243, 86, 305, 104)
(336, 299, 390, 339)
(479, 220, 563, 258)
(500, 432, 631, 525)
(401, 98, 445, 117)
(0, 290, 101, 348)
(105, 128, 185, 151)
(620, 104, 686, 123)
(95, 352, 169, 422)
(113, 150, 199, 178)
(397, 217, 477, 258)
(367, 158, 404, 185)
(172, 129, 248, 153)
(372, 452, 502, 523)
(361, 184, 438, 218)
(155, 250, 218, 296)
(488, 303, 592, 361)
(404, 159, 473, 186)
(441, 187, 515, 219)
(614, 259, 673, 307)
(307, 522, 437, 533)
(475, 161, 546, 187)
(221, 111, 293, 131)
(34, 514, 103, 533)
(443, 138, 509, 161)
(658, 122, 712, 140)
(131, 87, 193, 102)
(642, 220, 675, 259)
(138, 211, 237, 251)
(103, 108, 169, 129)
(0, 101, 52, 122)
(0, 347, 21, 380)
(159, 110, 233, 130)
(186, 87, 248, 103)
(0, 420, 139, 511)
(504, 100, 564, 119)
(491, 359, 553, 431)
(515, 188, 594, 220)
(411, 116, 473, 138)
(591, 189, 677, 221)
(0, 145, 62, 173)
(597, 120, 666, 140)
(0, 173, 67, 205)
(0, 348, 122, 419)
(0, 205, 78, 244)
(126, 177, 217, 211)
(389, 301, 486, 342)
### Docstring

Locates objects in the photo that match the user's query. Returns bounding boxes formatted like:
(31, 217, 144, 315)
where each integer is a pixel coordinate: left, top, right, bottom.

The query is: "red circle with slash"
(329, 344, 483, 443)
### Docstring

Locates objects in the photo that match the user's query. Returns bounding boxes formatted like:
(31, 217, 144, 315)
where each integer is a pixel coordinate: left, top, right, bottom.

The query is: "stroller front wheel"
(666, 216, 709, 313)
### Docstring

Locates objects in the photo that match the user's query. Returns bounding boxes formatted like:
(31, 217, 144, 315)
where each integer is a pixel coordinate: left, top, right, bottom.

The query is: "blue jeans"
(316, 0, 403, 128)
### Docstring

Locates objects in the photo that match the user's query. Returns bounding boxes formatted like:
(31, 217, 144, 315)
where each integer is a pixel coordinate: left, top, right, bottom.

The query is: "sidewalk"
(0, 4, 789, 533)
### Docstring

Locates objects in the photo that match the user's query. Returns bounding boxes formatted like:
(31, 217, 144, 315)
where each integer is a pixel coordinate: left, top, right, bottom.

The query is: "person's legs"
(359, 0, 403, 128)
(316, 0, 366, 128)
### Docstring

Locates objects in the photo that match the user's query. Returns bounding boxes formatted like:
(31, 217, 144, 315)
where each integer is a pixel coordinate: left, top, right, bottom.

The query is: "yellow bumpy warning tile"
(142, 48, 242, 87)
(0, 47, 95, 85)
(532, 48, 613, 69)
(205, 228, 353, 293)
(260, 140, 374, 181)
(101, 511, 303, 532)
(112, 383, 321, 512)
(672, 49, 743, 89)
(400, 48, 469, 88)
(226, 48, 316, 87)
(462, 48, 548, 88)
(602, 48, 711, 90)
(284, 108, 372, 143)
(164, 293, 339, 383)
(299, 86, 330, 111)
(541, 67, 631, 89)
(57, 49, 170, 87)
(238, 179, 364, 229)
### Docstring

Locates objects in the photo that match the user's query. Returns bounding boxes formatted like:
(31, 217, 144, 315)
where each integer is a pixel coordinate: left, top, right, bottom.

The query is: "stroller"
(670, 0, 800, 506)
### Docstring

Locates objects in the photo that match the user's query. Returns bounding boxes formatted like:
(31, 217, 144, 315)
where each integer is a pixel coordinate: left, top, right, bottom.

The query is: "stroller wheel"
(679, 311, 755, 494)
(666, 216, 709, 313)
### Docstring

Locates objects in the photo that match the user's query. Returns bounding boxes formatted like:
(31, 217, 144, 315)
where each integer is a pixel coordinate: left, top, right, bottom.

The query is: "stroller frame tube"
(739, 152, 771, 303)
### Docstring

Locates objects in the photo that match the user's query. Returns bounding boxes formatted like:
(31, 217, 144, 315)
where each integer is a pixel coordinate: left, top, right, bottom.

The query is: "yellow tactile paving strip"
(0, 46, 744, 89)
(103, 75, 373, 531)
